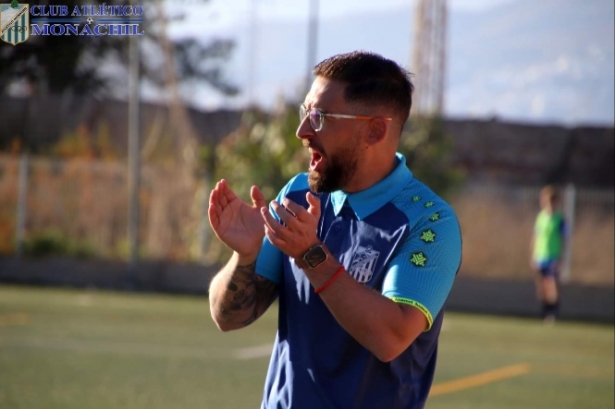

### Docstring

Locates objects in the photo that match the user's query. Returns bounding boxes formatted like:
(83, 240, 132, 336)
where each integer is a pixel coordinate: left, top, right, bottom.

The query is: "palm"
(209, 180, 266, 257)
(217, 197, 263, 249)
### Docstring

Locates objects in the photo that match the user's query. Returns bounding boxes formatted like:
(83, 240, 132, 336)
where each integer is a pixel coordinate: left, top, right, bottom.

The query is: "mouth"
(309, 147, 323, 172)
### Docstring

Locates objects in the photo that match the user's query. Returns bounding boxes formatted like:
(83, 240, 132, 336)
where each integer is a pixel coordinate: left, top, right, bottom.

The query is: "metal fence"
(454, 183, 614, 285)
(1, 153, 613, 285)
(0, 153, 204, 262)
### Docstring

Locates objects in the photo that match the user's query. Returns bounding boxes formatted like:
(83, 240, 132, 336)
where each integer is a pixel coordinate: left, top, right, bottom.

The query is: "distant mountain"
(446, 0, 614, 126)
(184, 0, 614, 127)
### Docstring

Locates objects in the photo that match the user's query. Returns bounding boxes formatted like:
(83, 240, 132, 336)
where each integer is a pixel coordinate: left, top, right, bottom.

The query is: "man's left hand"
(261, 192, 321, 260)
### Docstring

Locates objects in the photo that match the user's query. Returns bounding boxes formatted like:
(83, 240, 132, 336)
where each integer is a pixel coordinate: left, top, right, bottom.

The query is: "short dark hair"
(541, 185, 559, 204)
(313, 51, 414, 125)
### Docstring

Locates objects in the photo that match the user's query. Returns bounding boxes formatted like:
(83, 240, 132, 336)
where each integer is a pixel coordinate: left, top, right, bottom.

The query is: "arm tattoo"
(218, 262, 278, 326)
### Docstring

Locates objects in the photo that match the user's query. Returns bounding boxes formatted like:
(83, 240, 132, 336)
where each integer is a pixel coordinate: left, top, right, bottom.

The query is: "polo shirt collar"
(330, 153, 413, 220)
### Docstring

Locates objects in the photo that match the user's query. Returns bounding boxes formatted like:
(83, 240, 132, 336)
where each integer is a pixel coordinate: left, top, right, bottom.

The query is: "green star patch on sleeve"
(420, 229, 436, 243)
(424, 201, 435, 208)
(429, 212, 440, 222)
(412, 195, 421, 202)
(410, 252, 428, 267)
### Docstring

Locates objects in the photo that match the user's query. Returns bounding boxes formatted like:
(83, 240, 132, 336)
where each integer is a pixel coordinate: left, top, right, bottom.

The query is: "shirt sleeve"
(255, 174, 307, 283)
(256, 236, 283, 283)
(381, 204, 462, 330)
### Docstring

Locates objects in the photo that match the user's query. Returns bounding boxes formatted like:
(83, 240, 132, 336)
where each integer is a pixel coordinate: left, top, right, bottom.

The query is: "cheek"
(326, 142, 355, 168)
(337, 133, 362, 153)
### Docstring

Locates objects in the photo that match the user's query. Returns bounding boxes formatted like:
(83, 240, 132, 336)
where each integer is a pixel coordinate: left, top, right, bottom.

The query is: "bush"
(24, 230, 97, 259)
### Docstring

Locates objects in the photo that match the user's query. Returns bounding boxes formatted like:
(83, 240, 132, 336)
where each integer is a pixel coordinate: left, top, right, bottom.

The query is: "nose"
(296, 115, 316, 141)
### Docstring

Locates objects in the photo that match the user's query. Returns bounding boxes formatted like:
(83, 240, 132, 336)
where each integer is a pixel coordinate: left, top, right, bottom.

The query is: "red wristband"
(314, 266, 345, 294)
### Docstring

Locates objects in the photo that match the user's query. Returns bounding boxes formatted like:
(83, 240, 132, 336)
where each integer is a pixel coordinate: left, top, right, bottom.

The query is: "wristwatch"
(301, 244, 328, 269)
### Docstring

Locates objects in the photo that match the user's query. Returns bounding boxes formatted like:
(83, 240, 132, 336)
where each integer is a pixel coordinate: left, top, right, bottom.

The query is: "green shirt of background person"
(533, 207, 565, 262)
(530, 185, 568, 325)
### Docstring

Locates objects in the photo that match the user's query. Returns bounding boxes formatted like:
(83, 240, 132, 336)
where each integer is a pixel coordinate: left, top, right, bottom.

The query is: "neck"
(343, 152, 398, 193)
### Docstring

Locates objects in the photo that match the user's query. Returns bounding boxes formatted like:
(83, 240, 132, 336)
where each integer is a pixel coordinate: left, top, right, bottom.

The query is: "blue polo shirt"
(256, 153, 462, 409)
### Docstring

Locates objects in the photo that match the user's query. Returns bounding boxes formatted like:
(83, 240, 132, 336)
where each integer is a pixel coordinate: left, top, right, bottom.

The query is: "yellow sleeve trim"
(389, 297, 434, 331)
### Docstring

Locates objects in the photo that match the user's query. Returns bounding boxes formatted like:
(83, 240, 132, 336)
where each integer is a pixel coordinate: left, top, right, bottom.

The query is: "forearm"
(303, 258, 426, 362)
(209, 252, 278, 331)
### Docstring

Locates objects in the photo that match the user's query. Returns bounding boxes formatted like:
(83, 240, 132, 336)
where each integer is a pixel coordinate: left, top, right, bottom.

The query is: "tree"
(211, 110, 464, 204)
(1, 0, 107, 96)
(0, 0, 237, 112)
(0, 0, 239, 263)
(203, 102, 309, 263)
(204, 106, 465, 263)
(399, 115, 465, 199)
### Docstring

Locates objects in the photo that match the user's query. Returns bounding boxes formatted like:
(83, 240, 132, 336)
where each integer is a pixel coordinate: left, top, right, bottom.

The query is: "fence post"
(127, 13, 141, 277)
(16, 153, 29, 258)
(561, 183, 576, 283)
(198, 148, 216, 264)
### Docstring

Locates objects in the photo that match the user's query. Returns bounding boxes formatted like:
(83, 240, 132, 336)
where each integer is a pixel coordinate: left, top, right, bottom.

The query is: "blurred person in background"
(530, 185, 568, 325)
(208, 51, 462, 409)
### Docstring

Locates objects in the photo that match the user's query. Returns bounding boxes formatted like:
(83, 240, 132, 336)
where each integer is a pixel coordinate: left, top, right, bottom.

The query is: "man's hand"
(261, 192, 321, 260)
(208, 179, 267, 259)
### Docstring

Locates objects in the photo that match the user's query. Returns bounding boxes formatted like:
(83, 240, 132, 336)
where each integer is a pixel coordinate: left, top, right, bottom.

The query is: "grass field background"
(0, 285, 613, 409)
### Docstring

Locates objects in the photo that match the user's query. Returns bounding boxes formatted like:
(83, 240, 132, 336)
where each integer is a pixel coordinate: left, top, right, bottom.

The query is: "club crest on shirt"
(349, 245, 380, 283)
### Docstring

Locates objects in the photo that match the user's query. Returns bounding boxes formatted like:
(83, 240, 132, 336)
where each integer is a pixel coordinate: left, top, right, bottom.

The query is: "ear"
(365, 118, 388, 146)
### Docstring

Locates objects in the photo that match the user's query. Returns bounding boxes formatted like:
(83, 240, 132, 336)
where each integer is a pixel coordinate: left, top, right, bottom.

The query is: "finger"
(211, 180, 228, 208)
(269, 201, 299, 228)
(261, 206, 290, 238)
(264, 223, 288, 249)
(217, 179, 228, 196)
(282, 198, 310, 221)
(306, 192, 321, 218)
(209, 180, 223, 203)
(208, 183, 223, 224)
(208, 196, 219, 228)
(220, 180, 239, 205)
(251, 185, 266, 209)
(208, 183, 218, 206)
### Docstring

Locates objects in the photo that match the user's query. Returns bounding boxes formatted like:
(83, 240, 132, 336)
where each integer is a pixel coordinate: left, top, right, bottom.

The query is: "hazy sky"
(162, 0, 614, 126)
(194, 0, 516, 22)
(170, 0, 518, 35)
(165, 0, 522, 110)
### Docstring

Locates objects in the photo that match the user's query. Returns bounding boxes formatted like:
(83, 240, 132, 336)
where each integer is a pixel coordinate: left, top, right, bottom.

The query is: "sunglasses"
(299, 105, 392, 132)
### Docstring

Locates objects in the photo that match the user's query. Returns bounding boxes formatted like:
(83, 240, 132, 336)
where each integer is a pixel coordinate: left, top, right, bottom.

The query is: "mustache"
(303, 141, 325, 154)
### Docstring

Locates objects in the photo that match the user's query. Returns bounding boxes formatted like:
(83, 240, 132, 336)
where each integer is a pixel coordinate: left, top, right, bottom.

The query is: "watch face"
(304, 245, 327, 268)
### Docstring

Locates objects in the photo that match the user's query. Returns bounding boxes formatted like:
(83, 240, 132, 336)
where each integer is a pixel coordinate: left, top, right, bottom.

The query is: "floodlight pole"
(411, 0, 448, 117)
(305, 0, 319, 93)
(247, 0, 258, 107)
(127, 15, 141, 276)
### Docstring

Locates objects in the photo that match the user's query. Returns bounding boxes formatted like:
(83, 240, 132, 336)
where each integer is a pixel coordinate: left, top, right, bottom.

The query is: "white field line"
(1, 336, 223, 360)
(234, 344, 274, 360)
(3, 335, 275, 361)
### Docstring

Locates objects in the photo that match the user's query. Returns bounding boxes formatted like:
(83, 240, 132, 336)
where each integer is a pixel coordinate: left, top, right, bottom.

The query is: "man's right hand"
(208, 179, 267, 260)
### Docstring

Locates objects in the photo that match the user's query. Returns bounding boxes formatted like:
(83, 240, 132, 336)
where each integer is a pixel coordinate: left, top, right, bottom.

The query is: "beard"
(308, 143, 360, 193)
